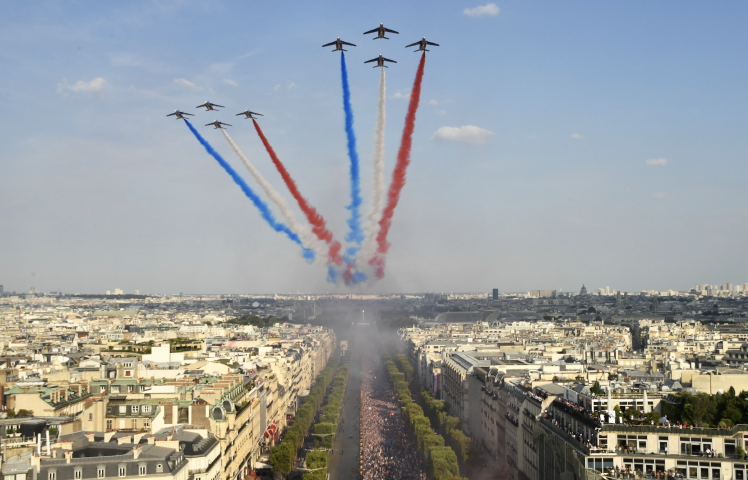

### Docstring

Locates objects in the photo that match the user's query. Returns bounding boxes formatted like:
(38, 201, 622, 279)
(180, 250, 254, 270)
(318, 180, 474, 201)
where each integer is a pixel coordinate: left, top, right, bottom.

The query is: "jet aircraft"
(205, 120, 231, 129)
(166, 110, 193, 120)
(363, 23, 399, 40)
(322, 37, 356, 52)
(364, 54, 396, 68)
(406, 37, 440, 52)
(236, 110, 263, 120)
(196, 101, 224, 111)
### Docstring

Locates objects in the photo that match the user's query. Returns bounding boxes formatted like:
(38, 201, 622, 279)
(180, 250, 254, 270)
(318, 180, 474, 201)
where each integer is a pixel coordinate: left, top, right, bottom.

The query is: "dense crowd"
(360, 359, 426, 480)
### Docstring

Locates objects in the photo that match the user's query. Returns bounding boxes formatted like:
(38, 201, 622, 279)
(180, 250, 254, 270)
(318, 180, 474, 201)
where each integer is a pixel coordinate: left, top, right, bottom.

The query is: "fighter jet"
(406, 37, 440, 52)
(196, 101, 224, 111)
(363, 23, 399, 40)
(205, 120, 231, 129)
(166, 110, 194, 120)
(322, 37, 356, 52)
(236, 110, 263, 120)
(364, 54, 396, 68)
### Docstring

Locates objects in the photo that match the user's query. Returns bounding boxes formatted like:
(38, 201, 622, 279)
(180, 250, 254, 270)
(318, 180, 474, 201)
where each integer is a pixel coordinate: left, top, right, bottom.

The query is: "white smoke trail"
(361, 68, 386, 264)
(222, 129, 325, 261)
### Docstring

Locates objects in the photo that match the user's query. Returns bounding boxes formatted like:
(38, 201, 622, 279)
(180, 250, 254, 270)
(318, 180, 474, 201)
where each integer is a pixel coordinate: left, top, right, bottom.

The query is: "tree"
(590, 381, 603, 396)
(683, 394, 716, 426)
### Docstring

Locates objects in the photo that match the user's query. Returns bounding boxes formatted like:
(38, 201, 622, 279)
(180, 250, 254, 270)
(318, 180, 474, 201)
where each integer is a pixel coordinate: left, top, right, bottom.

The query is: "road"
(328, 338, 363, 480)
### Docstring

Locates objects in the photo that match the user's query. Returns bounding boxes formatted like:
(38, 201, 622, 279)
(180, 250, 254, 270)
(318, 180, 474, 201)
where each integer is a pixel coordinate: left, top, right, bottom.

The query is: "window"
(138, 466, 146, 476)
(132, 419, 137, 429)
(119, 406, 127, 414)
(131, 405, 139, 413)
(123, 363, 133, 368)
(118, 466, 126, 477)
(75, 470, 82, 480)
(89, 413, 93, 421)
(143, 420, 150, 430)
(107, 420, 113, 430)
(49, 471, 56, 480)
(142, 405, 151, 413)
(98, 467, 106, 479)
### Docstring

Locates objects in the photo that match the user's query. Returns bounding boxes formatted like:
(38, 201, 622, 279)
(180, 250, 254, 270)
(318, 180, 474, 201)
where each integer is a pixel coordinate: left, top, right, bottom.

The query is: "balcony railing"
(601, 424, 748, 436)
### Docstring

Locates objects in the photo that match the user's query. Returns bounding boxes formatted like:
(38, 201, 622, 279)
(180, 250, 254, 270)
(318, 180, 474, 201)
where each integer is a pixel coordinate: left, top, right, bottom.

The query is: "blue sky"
(1, 1, 747, 294)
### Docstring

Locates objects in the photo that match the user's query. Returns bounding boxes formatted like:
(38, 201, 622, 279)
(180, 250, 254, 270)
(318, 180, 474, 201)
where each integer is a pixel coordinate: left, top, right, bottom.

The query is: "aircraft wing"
(383, 57, 397, 63)
(236, 112, 246, 116)
(166, 112, 176, 116)
(364, 58, 378, 63)
(341, 41, 357, 46)
(183, 112, 194, 116)
(221, 123, 232, 127)
(322, 41, 336, 47)
(197, 103, 207, 108)
(205, 123, 214, 126)
(363, 28, 378, 34)
(405, 41, 419, 48)
(426, 41, 440, 46)
(384, 28, 399, 34)
(213, 104, 225, 108)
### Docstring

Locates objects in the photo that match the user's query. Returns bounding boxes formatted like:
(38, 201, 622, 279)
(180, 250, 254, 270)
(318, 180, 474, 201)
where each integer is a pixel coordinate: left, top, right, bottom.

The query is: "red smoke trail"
(253, 119, 343, 266)
(369, 53, 426, 279)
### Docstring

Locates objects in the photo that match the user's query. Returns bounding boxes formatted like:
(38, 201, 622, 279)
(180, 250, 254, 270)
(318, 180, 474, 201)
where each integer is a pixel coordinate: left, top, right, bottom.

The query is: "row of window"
(108, 405, 153, 414)
(48, 465, 159, 480)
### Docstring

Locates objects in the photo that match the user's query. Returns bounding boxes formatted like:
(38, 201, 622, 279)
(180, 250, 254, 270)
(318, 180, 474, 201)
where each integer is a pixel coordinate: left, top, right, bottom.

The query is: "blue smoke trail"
(340, 51, 365, 265)
(184, 120, 315, 263)
(327, 265, 338, 284)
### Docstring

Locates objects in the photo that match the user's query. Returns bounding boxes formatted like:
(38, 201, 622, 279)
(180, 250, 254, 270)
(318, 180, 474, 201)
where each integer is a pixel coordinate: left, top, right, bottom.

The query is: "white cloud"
(464, 3, 500, 17)
(287, 82, 296, 89)
(273, 84, 282, 91)
(569, 133, 583, 140)
(173, 78, 202, 91)
(646, 158, 667, 166)
(437, 110, 447, 116)
(57, 77, 107, 95)
(223, 79, 239, 87)
(428, 99, 438, 106)
(391, 89, 410, 100)
(432, 125, 495, 145)
(652, 192, 666, 199)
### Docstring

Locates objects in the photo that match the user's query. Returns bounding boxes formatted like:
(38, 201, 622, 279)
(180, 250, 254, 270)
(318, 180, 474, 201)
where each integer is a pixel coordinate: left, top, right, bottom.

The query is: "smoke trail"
(183, 120, 314, 262)
(361, 67, 387, 263)
(251, 119, 344, 266)
(369, 53, 427, 279)
(340, 51, 365, 263)
(221, 129, 325, 261)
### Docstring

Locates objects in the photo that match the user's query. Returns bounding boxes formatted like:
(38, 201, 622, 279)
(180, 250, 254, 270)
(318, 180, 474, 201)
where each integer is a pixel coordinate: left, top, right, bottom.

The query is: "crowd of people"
(360, 358, 426, 480)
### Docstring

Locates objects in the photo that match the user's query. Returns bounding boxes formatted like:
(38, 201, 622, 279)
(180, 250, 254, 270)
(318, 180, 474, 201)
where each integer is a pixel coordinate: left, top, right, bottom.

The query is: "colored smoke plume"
(340, 51, 365, 264)
(361, 67, 387, 263)
(184, 120, 314, 262)
(369, 53, 426, 279)
(222, 129, 324, 261)
(252, 119, 344, 266)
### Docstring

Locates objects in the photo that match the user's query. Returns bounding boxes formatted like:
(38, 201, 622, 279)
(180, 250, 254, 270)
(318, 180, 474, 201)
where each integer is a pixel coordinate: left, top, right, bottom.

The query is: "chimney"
(0, 384, 5, 410)
(46, 430, 51, 456)
(133, 445, 141, 460)
(85, 432, 95, 443)
(117, 435, 131, 445)
(65, 450, 73, 464)
(147, 435, 155, 445)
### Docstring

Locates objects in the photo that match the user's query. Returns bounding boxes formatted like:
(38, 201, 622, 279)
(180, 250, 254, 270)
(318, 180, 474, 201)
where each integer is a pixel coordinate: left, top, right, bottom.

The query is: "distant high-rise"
(579, 285, 588, 295)
(492, 288, 499, 300)
(0, 285, 3, 295)
(135, 290, 140, 295)
(114, 288, 123, 295)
